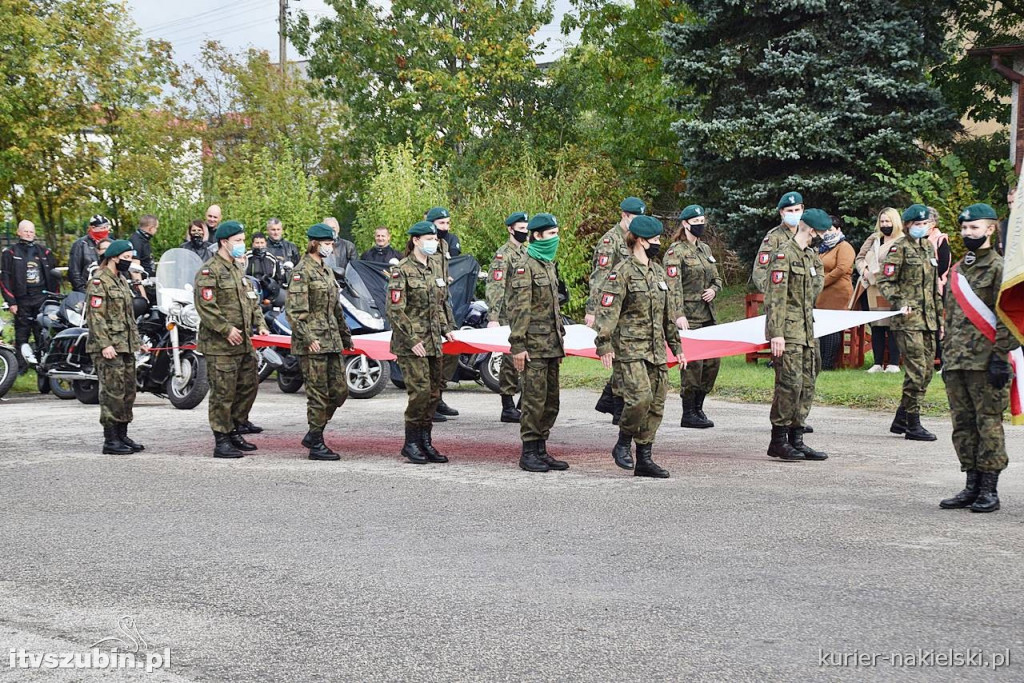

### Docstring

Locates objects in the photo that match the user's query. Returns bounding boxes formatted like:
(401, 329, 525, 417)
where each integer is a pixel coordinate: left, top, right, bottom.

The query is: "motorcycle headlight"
(180, 304, 200, 329)
(67, 309, 84, 327)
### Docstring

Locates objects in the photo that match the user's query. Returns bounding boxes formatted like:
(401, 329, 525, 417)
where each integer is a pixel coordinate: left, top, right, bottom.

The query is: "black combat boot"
(519, 441, 550, 472)
(611, 396, 625, 425)
(695, 392, 715, 428)
(803, 423, 813, 433)
(420, 423, 449, 463)
(904, 413, 936, 441)
(612, 430, 634, 469)
(431, 410, 448, 422)
(634, 442, 669, 478)
(307, 430, 340, 461)
(537, 440, 569, 470)
(788, 427, 828, 460)
(889, 406, 908, 435)
(595, 382, 616, 414)
(301, 430, 315, 448)
(235, 419, 263, 434)
(102, 425, 133, 455)
(500, 395, 522, 423)
(401, 424, 427, 464)
(767, 425, 802, 460)
(117, 423, 144, 452)
(436, 395, 459, 416)
(229, 429, 258, 451)
(213, 432, 244, 458)
(970, 471, 1001, 513)
(939, 470, 980, 509)
(680, 394, 712, 429)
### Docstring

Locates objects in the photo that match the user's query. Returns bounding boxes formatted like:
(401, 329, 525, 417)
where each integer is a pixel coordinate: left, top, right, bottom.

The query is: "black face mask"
(643, 242, 661, 260)
(190, 234, 204, 246)
(879, 225, 894, 236)
(962, 236, 987, 252)
(810, 235, 823, 248)
(116, 259, 131, 273)
(252, 247, 266, 257)
(687, 223, 706, 238)
(512, 231, 528, 244)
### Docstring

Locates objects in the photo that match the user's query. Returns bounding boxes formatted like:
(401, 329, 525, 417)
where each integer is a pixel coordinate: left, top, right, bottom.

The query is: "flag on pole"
(996, 171, 1024, 343)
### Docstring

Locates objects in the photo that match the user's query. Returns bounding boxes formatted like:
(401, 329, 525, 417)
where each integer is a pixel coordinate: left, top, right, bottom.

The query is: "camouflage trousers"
(944, 369, 1010, 473)
(893, 330, 936, 414)
(207, 351, 259, 434)
(94, 353, 136, 427)
(680, 320, 720, 397)
(618, 360, 668, 445)
(397, 354, 443, 427)
(520, 357, 561, 442)
(498, 353, 521, 397)
(770, 344, 817, 427)
(299, 353, 348, 431)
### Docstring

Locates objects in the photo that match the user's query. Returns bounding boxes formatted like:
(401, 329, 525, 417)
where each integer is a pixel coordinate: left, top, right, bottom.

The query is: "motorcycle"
(0, 304, 20, 398)
(20, 290, 88, 399)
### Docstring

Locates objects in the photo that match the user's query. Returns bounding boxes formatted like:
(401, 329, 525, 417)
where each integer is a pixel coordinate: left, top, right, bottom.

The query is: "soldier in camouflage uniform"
(764, 209, 833, 461)
(387, 221, 457, 464)
(877, 204, 943, 442)
(664, 204, 722, 429)
(425, 206, 461, 421)
(85, 240, 143, 455)
(938, 204, 1019, 513)
(595, 215, 684, 478)
(485, 212, 529, 423)
(588, 197, 646, 424)
(194, 220, 268, 459)
(752, 191, 805, 293)
(505, 213, 569, 472)
(286, 223, 356, 461)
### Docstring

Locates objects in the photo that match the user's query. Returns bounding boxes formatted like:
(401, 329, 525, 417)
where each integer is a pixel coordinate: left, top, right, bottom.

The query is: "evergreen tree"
(664, 1, 959, 260)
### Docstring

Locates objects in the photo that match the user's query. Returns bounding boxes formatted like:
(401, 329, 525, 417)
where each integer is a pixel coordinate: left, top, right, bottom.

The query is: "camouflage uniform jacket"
(485, 239, 526, 324)
(594, 258, 682, 363)
(663, 239, 722, 325)
(286, 255, 353, 356)
(194, 253, 262, 355)
(506, 256, 565, 358)
(752, 223, 794, 292)
(876, 236, 942, 332)
(387, 255, 455, 356)
(85, 268, 141, 354)
(943, 249, 1020, 370)
(586, 225, 632, 316)
(764, 238, 818, 346)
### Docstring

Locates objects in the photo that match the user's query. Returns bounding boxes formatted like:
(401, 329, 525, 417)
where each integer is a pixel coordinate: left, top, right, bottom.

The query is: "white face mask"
(318, 244, 334, 258)
(783, 212, 802, 227)
(420, 239, 438, 256)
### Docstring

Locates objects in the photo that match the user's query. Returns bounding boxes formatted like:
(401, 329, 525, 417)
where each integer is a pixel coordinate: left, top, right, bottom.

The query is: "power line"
(146, 8, 270, 44)
(171, 16, 280, 50)
(141, 0, 268, 36)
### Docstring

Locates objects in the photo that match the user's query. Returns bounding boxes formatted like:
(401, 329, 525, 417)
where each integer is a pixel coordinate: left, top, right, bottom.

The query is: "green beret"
(628, 215, 664, 239)
(619, 197, 646, 215)
(426, 207, 450, 222)
(901, 204, 929, 223)
(104, 240, 134, 259)
(306, 223, 335, 240)
(527, 213, 558, 232)
(680, 204, 705, 221)
(407, 221, 437, 236)
(214, 220, 244, 241)
(959, 203, 997, 223)
(777, 192, 803, 210)
(504, 212, 528, 226)
(801, 208, 832, 232)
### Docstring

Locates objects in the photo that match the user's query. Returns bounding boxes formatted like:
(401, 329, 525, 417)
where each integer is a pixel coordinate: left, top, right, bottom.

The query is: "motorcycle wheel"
(166, 353, 209, 410)
(73, 379, 100, 404)
(389, 360, 405, 390)
(479, 352, 503, 394)
(257, 352, 275, 382)
(277, 370, 304, 393)
(37, 370, 50, 394)
(0, 347, 17, 398)
(50, 377, 76, 400)
(345, 355, 390, 399)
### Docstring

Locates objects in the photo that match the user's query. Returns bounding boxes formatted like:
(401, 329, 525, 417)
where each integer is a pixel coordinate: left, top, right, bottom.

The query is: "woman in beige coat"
(855, 208, 903, 373)
(816, 216, 855, 369)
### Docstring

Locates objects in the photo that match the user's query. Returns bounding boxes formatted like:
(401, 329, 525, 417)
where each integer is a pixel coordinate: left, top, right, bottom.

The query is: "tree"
(664, 1, 959, 261)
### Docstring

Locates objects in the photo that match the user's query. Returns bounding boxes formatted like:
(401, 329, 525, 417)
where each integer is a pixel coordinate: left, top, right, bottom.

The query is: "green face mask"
(528, 234, 560, 262)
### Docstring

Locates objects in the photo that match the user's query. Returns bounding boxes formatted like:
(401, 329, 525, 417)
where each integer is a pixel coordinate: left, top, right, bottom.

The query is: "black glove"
(987, 353, 1012, 389)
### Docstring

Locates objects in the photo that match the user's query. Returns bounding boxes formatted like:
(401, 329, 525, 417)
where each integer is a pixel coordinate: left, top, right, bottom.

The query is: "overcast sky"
(128, 0, 577, 67)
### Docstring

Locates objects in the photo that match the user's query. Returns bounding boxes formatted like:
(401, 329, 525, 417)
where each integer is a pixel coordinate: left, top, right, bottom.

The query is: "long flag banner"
(996, 171, 1024, 345)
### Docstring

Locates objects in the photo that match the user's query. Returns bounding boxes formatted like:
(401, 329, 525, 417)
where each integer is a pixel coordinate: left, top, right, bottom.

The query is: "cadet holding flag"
(485, 212, 529, 423)
(752, 191, 804, 293)
(595, 215, 684, 478)
(194, 220, 268, 459)
(506, 213, 569, 473)
(425, 206, 461, 421)
(387, 221, 457, 464)
(877, 204, 943, 442)
(286, 223, 356, 461)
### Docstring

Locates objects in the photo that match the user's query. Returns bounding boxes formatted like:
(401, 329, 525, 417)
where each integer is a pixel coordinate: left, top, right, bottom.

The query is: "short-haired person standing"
(764, 209, 832, 461)
(194, 220, 268, 458)
(128, 214, 159, 277)
(69, 215, 111, 292)
(596, 215, 685, 478)
(424, 206, 461, 420)
(85, 240, 143, 455)
(265, 218, 301, 267)
(181, 219, 215, 260)
(1, 220, 60, 373)
(506, 213, 569, 473)
(939, 204, 1019, 513)
(286, 223, 356, 461)
(361, 226, 402, 265)
(752, 191, 804, 293)
(664, 204, 721, 429)
(485, 211, 529, 423)
(877, 204, 943, 441)
(387, 221, 457, 464)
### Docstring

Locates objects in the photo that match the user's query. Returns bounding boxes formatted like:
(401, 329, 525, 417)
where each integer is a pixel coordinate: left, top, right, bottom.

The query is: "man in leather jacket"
(69, 215, 111, 292)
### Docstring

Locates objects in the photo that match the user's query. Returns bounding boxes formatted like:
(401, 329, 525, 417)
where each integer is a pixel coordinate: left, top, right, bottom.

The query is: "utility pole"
(278, 0, 288, 70)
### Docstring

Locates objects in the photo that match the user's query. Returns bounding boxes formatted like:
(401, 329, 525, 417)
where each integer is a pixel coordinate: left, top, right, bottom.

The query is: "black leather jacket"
(68, 235, 101, 292)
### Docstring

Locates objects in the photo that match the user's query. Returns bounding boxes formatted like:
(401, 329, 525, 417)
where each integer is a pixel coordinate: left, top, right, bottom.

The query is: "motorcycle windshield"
(342, 262, 387, 331)
(156, 248, 204, 310)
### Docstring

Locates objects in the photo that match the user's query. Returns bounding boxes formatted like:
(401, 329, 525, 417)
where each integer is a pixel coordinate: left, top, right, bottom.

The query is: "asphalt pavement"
(1, 380, 1022, 682)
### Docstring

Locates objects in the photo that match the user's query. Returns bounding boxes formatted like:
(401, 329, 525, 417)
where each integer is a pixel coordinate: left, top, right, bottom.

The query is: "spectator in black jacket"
(245, 232, 279, 284)
(180, 219, 215, 260)
(361, 226, 401, 264)
(321, 217, 358, 284)
(68, 215, 111, 292)
(128, 214, 158, 276)
(265, 217, 301, 267)
(1, 220, 61, 371)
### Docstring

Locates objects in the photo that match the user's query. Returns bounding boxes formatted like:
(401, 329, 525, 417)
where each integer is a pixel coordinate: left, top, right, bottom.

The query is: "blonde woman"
(855, 208, 904, 373)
